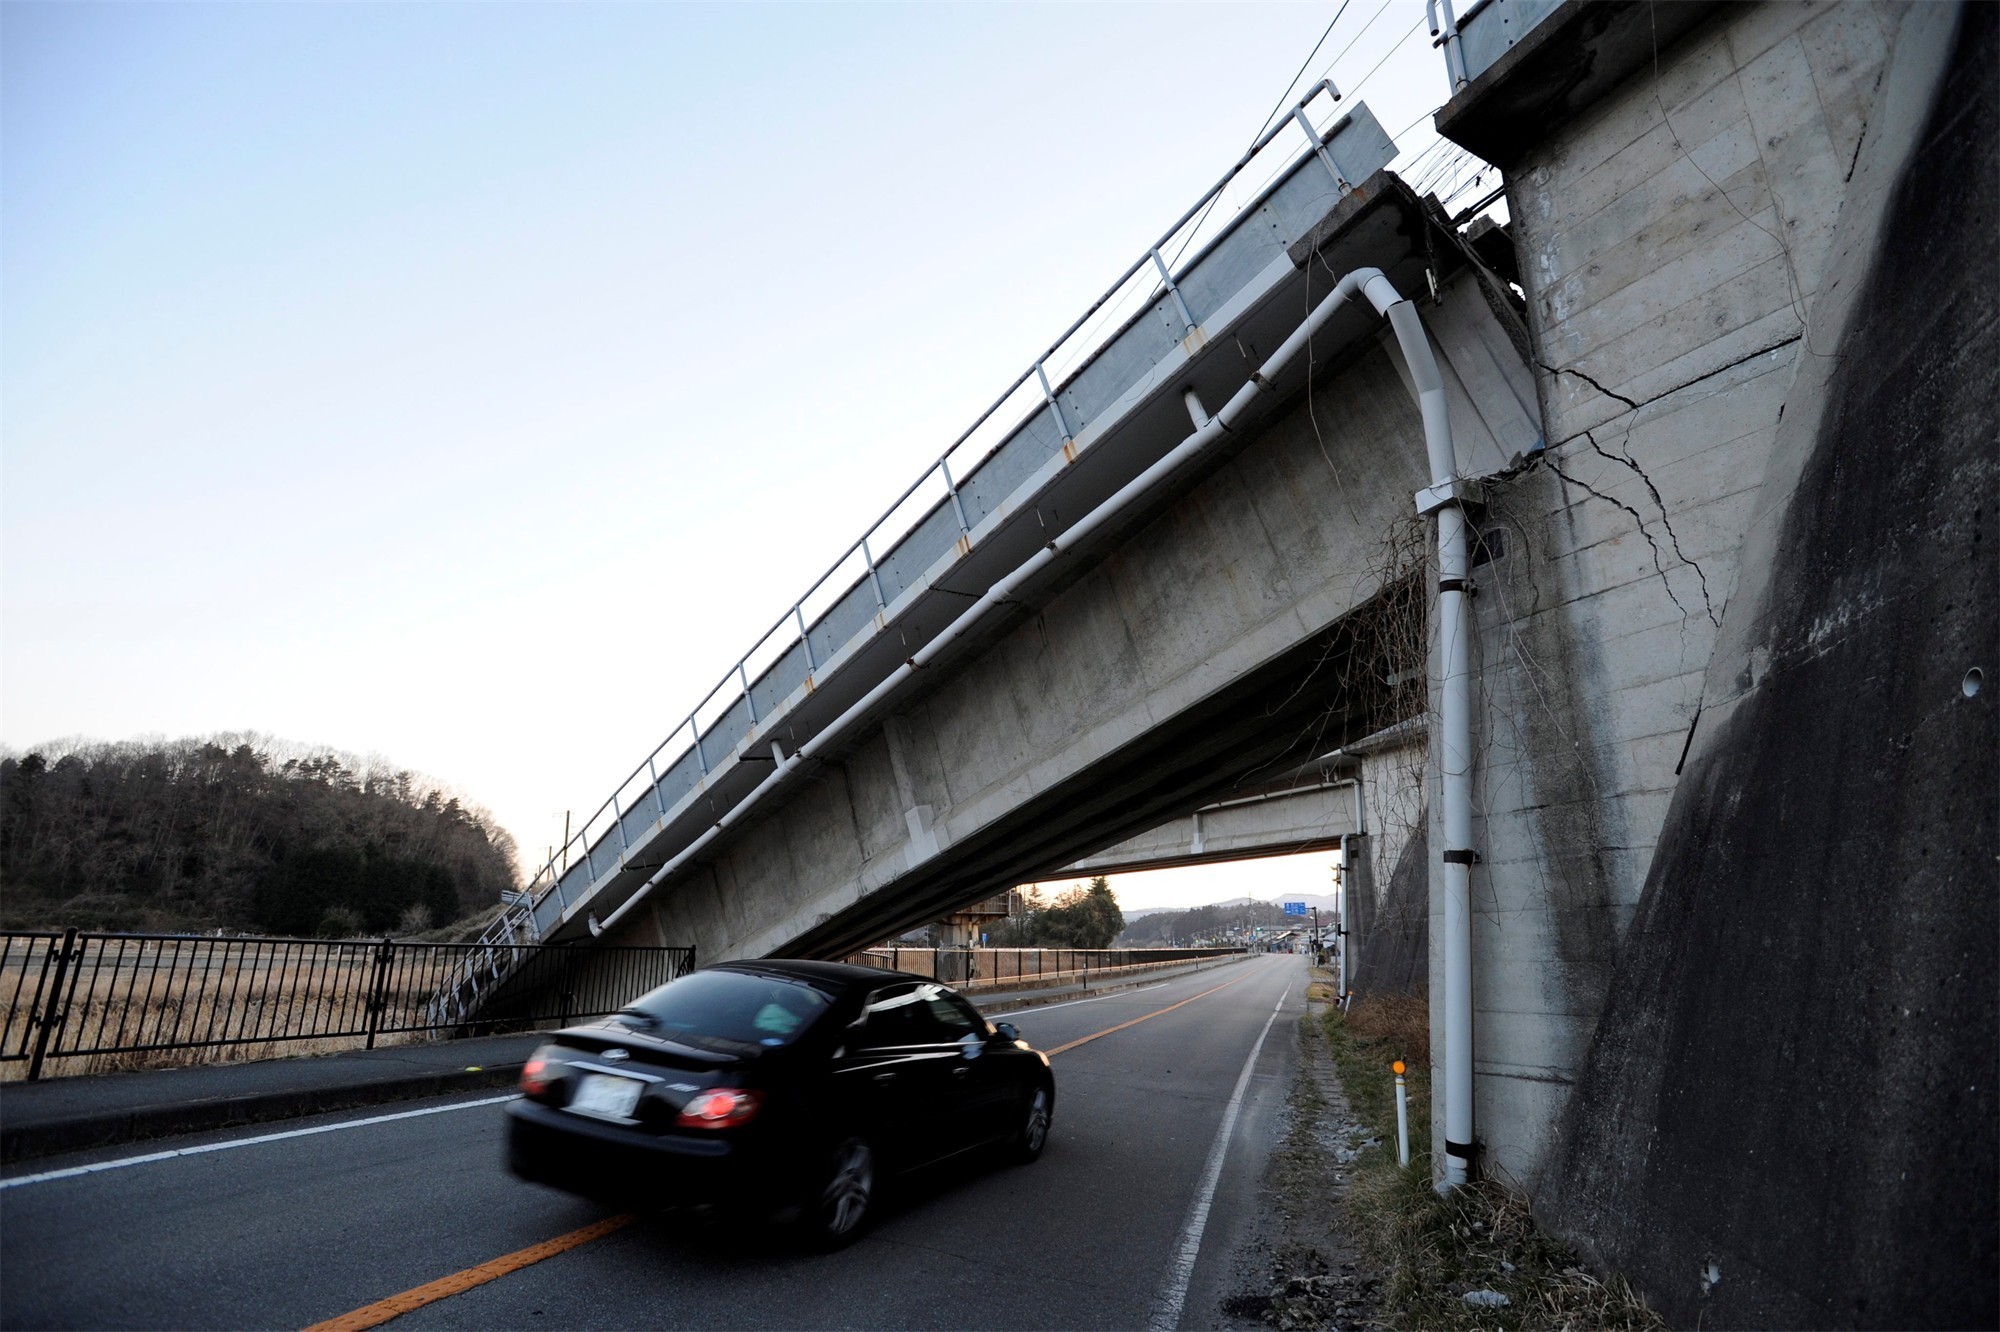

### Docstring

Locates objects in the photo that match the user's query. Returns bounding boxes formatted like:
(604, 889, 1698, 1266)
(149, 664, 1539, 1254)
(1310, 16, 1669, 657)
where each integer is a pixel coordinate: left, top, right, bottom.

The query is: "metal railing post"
(1035, 361, 1074, 445)
(690, 716, 709, 775)
(862, 537, 889, 612)
(364, 938, 394, 1049)
(1149, 247, 1199, 335)
(1291, 104, 1352, 192)
(939, 459, 973, 539)
(738, 660, 758, 724)
(26, 928, 78, 1082)
(795, 604, 817, 671)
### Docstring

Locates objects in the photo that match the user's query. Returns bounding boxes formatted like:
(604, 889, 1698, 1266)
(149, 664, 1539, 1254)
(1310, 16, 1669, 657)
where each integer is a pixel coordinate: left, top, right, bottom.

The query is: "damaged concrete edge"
(1432, 0, 1727, 167)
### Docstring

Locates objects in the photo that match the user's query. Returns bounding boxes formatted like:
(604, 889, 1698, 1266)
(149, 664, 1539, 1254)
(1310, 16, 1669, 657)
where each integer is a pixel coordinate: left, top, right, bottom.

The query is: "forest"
(0, 733, 519, 937)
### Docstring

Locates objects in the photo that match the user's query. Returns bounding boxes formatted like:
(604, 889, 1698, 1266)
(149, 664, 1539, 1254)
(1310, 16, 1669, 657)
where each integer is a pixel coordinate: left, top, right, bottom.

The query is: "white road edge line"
(0, 1093, 520, 1191)
(1148, 983, 1292, 1332)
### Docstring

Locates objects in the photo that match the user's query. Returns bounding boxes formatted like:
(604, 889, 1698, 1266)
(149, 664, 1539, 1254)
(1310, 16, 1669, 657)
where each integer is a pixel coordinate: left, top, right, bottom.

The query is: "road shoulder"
(1213, 997, 1386, 1331)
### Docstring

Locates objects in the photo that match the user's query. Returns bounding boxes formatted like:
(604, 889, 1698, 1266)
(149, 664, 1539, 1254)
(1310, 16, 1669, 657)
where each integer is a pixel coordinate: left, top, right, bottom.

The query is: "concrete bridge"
(482, 92, 1537, 971)
(468, 3, 1993, 1324)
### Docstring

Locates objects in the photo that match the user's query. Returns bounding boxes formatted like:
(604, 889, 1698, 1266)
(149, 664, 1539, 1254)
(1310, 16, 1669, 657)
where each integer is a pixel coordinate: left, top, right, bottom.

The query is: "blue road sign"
(1283, 901, 1308, 916)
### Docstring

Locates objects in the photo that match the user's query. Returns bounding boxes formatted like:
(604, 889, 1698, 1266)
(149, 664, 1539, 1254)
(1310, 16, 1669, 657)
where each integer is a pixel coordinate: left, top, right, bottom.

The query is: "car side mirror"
(992, 1021, 1021, 1043)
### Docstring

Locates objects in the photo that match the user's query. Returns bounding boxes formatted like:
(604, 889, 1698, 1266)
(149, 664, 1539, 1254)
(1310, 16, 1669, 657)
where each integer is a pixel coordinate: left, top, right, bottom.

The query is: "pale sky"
(2, 3, 1474, 915)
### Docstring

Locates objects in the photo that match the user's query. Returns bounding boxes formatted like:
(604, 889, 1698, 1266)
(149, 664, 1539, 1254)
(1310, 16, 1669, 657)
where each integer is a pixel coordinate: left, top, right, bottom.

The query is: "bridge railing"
(0, 929, 694, 1082)
(500, 82, 1397, 949)
(848, 945, 1243, 989)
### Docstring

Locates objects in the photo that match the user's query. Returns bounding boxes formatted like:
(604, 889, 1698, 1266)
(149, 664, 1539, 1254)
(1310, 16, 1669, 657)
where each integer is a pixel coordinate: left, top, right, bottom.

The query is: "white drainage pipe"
(1387, 297, 1479, 1191)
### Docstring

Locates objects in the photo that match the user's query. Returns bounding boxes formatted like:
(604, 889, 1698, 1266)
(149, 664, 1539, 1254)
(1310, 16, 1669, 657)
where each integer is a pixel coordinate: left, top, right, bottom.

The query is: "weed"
(1317, 994, 1661, 1331)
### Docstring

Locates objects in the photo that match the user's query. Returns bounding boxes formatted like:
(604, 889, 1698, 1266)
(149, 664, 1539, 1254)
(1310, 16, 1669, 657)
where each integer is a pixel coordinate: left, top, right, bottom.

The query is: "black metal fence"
(0, 930, 696, 1081)
(849, 945, 1241, 987)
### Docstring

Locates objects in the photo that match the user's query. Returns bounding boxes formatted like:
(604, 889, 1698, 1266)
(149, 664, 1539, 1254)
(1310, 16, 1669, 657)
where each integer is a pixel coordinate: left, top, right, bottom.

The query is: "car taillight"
(520, 1047, 561, 1097)
(675, 1088, 762, 1129)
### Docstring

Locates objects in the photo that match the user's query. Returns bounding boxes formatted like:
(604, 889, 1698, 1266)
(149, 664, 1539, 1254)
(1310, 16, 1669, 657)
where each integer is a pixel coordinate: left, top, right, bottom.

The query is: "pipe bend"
(1361, 272, 1403, 318)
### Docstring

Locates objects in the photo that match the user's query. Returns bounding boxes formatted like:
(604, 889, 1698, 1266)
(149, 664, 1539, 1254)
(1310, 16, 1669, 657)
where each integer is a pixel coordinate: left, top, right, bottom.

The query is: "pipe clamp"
(1415, 477, 1485, 515)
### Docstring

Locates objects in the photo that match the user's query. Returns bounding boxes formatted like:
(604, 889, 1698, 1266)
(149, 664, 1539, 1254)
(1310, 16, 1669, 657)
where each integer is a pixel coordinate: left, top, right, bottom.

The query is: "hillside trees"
(0, 733, 518, 935)
(991, 876, 1125, 949)
(1117, 897, 1293, 945)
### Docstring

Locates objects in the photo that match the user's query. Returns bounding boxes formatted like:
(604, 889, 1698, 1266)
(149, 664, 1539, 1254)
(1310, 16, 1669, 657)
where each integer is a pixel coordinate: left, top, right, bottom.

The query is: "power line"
(1168, 1, 1354, 267)
(1316, 0, 1396, 83)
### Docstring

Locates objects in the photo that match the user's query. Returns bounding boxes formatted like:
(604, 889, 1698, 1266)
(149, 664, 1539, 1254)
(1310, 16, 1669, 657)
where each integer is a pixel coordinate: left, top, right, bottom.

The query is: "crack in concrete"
(1525, 332, 1808, 633)
(1580, 431, 1721, 628)
(1539, 359, 1641, 410)
(1544, 334, 1806, 443)
(1546, 446, 1699, 629)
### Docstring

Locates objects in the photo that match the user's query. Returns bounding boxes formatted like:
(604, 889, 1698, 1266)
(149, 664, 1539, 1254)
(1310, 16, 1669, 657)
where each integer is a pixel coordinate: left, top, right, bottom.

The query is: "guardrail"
(0, 930, 695, 1082)
(849, 945, 1243, 989)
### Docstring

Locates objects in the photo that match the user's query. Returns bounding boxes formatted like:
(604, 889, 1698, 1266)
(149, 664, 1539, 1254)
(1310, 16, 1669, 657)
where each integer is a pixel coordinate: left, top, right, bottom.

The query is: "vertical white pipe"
(1394, 1061, 1411, 1167)
(1376, 286, 1476, 1192)
(1336, 835, 1351, 998)
(1436, 503, 1476, 1190)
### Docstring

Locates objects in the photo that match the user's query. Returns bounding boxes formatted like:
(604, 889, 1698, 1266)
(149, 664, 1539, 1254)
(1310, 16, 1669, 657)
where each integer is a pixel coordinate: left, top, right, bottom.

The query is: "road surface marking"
(1148, 985, 1291, 1331)
(0, 1094, 518, 1191)
(303, 1213, 637, 1332)
(1045, 973, 1250, 1056)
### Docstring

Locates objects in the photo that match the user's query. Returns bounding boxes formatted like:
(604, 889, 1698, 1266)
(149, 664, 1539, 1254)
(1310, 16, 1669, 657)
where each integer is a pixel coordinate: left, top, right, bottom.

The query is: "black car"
(506, 959, 1054, 1246)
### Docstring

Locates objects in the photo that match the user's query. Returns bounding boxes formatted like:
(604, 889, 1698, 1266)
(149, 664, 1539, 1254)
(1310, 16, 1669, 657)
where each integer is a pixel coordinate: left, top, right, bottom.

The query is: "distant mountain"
(1118, 891, 1340, 916)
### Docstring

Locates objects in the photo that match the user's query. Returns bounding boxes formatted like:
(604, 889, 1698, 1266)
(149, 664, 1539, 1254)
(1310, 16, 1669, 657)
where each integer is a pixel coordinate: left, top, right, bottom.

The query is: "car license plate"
(568, 1073, 643, 1121)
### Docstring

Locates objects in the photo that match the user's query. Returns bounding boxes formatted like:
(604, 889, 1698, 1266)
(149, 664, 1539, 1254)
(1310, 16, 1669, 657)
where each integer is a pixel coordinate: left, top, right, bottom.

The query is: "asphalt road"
(0, 953, 1307, 1330)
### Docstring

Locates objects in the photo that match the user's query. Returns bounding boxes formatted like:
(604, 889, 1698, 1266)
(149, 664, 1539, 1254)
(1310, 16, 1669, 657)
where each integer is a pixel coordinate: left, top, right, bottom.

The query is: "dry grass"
(1, 947, 435, 1082)
(1318, 991, 1662, 1331)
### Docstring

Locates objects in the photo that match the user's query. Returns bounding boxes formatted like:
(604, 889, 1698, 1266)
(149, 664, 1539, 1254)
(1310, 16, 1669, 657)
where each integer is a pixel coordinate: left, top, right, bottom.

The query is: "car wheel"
(1009, 1085, 1052, 1164)
(807, 1136, 875, 1248)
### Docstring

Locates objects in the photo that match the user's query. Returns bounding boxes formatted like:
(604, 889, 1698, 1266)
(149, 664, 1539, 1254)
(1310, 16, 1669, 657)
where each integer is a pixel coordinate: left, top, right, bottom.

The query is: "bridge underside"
(1057, 768, 1360, 878)
(774, 607, 1398, 959)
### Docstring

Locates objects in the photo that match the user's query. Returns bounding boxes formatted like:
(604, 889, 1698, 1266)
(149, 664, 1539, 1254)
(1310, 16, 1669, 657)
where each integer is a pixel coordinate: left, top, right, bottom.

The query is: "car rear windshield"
(618, 969, 833, 1054)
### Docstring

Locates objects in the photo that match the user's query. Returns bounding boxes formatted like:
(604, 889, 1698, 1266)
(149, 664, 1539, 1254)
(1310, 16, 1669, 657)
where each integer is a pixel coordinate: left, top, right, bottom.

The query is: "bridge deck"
(511, 103, 1425, 946)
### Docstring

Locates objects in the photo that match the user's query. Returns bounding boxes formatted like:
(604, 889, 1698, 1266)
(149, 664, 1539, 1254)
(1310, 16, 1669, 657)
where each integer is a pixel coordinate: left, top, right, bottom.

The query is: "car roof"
(708, 958, 916, 993)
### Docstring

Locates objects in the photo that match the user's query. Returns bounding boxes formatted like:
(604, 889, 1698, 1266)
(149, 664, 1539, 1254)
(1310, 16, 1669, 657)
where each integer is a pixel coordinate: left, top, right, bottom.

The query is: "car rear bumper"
(506, 1100, 787, 1206)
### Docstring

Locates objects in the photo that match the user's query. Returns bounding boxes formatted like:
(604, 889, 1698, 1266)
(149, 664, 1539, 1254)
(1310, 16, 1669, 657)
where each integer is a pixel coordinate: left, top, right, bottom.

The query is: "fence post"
(26, 928, 78, 1083)
(364, 937, 394, 1049)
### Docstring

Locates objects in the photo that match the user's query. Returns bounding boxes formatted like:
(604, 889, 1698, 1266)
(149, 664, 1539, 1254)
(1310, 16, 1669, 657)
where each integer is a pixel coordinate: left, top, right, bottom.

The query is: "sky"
(2, 2, 1476, 914)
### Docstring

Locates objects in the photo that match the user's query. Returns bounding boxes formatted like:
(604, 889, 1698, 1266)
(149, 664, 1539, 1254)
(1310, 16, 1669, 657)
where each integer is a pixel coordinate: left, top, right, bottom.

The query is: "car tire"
(805, 1136, 875, 1249)
(1008, 1085, 1052, 1164)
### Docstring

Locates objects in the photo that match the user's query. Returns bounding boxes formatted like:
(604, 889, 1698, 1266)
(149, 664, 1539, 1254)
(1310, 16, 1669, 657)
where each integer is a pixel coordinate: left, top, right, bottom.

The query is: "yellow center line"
(1044, 971, 1251, 1056)
(303, 1213, 636, 1332)
(306, 969, 1257, 1330)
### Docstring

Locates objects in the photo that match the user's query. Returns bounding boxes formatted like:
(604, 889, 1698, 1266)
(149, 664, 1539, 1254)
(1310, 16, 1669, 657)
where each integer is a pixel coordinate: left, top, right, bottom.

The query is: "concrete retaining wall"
(1432, 1, 1995, 1323)
(1440, 0, 1922, 1186)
